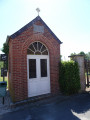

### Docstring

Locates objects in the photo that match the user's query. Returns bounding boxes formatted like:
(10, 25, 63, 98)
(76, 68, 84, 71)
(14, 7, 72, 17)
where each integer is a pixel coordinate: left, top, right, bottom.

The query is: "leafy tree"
(70, 51, 90, 60)
(79, 51, 85, 56)
(79, 51, 87, 59)
(1, 42, 9, 69)
(69, 52, 77, 60)
(70, 52, 76, 56)
(2, 42, 9, 55)
(86, 52, 90, 60)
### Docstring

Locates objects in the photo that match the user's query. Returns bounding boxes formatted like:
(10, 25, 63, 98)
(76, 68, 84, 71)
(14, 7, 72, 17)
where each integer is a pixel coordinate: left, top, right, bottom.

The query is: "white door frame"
(27, 55, 51, 97)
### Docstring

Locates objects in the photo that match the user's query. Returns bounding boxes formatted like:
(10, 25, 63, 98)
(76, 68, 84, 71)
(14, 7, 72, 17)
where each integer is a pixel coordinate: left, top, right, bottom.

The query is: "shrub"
(59, 61, 81, 95)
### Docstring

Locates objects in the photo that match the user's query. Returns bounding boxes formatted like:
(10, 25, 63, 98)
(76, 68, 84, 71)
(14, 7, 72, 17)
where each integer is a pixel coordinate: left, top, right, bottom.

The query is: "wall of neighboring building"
(9, 20, 60, 102)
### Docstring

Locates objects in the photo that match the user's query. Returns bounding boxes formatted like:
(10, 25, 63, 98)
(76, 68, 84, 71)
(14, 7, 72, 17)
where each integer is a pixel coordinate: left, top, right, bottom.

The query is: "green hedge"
(59, 61, 81, 95)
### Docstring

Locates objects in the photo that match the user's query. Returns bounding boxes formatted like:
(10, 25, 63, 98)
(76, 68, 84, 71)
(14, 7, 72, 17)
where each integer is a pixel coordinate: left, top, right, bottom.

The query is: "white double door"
(27, 55, 50, 97)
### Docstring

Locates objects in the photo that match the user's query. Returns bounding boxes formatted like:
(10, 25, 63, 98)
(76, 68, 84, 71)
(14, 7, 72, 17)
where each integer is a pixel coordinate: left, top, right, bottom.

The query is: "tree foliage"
(2, 42, 9, 55)
(70, 51, 90, 60)
(1, 42, 9, 69)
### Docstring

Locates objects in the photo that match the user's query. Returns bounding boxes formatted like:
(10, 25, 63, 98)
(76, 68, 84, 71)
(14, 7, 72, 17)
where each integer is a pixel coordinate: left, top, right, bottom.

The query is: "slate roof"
(10, 16, 62, 44)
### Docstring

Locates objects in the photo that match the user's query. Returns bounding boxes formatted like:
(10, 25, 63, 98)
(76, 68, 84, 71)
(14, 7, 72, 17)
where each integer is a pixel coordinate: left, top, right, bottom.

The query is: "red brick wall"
(8, 20, 60, 102)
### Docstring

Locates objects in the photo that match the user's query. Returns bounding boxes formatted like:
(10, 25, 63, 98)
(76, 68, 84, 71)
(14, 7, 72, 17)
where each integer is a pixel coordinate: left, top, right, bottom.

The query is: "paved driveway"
(0, 93, 90, 120)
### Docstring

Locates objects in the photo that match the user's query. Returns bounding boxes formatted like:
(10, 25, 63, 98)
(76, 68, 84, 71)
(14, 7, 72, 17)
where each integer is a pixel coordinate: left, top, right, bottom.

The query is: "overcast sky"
(0, 0, 90, 60)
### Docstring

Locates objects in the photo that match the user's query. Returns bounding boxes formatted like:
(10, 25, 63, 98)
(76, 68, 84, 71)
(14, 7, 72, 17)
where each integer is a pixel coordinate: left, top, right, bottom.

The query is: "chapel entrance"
(27, 42, 50, 97)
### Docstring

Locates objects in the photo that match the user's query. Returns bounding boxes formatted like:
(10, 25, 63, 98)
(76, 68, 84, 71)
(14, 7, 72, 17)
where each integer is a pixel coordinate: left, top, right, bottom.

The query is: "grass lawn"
(0, 62, 8, 88)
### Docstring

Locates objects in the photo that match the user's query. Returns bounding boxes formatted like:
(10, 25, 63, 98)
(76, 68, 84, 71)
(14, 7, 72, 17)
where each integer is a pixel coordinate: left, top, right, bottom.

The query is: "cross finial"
(36, 8, 40, 16)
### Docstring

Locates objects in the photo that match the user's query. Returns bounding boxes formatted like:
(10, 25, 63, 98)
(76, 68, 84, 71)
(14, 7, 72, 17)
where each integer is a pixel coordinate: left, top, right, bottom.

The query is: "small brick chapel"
(6, 16, 62, 102)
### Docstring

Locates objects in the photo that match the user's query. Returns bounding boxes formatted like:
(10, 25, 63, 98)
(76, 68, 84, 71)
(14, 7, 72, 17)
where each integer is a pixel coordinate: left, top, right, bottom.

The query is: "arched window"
(27, 42, 48, 55)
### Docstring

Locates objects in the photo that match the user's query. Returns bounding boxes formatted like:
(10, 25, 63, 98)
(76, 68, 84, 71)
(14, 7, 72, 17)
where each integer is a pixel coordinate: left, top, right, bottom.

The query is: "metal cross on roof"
(36, 8, 40, 16)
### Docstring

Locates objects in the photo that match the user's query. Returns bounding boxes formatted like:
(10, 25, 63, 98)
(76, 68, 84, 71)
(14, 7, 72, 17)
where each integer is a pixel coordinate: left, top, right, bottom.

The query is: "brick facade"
(8, 16, 62, 102)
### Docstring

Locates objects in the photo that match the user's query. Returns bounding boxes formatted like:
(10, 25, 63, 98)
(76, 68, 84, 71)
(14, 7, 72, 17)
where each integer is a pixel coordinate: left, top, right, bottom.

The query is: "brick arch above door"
(27, 41, 49, 55)
(21, 34, 59, 56)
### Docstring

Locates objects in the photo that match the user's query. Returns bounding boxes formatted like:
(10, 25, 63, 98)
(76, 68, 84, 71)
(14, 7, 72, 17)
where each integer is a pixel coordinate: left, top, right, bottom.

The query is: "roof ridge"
(10, 16, 62, 44)
(10, 16, 39, 39)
